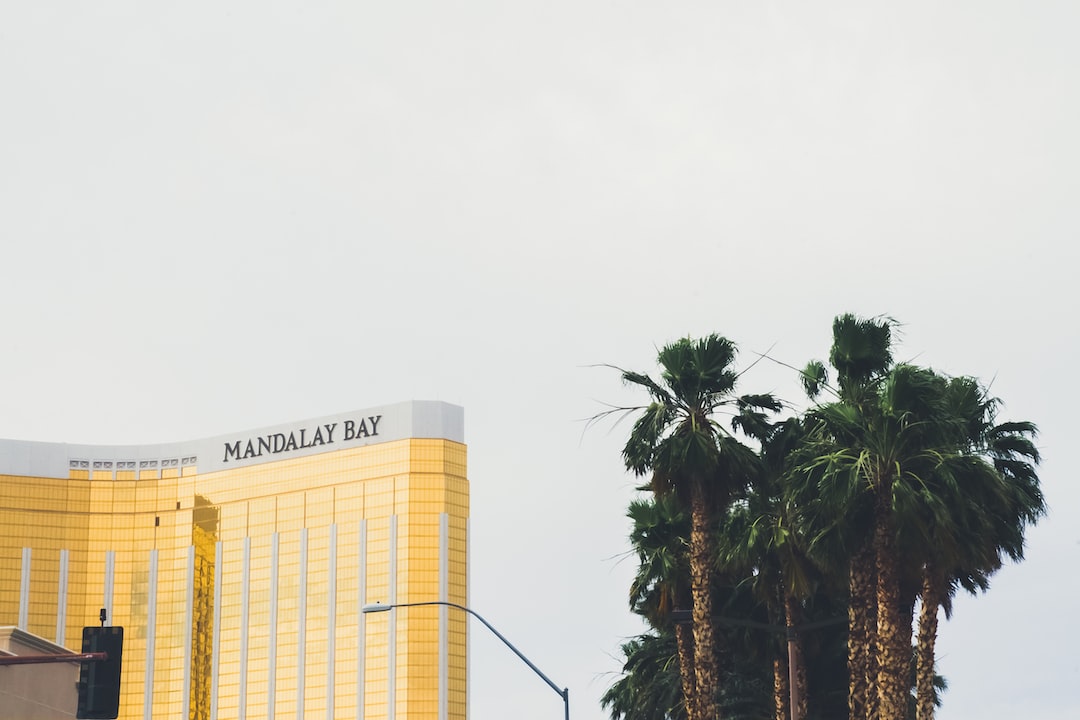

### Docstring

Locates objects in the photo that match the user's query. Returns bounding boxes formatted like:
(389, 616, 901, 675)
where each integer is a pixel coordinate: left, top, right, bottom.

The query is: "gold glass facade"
(0, 401, 468, 720)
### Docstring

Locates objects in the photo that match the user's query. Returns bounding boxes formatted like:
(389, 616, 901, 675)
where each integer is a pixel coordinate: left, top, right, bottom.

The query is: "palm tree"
(627, 495, 696, 711)
(602, 630, 686, 720)
(801, 315, 972, 720)
(718, 491, 791, 720)
(798, 314, 894, 720)
(799, 314, 1045, 720)
(615, 335, 781, 720)
(718, 417, 820, 720)
(811, 362, 965, 720)
(870, 365, 960, 720)
(912, 376, 1044, 720)
(617, 496, 781, 720)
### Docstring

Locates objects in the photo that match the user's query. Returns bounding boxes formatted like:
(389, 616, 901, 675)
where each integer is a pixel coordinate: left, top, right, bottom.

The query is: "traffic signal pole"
(0, 652, 108, 666)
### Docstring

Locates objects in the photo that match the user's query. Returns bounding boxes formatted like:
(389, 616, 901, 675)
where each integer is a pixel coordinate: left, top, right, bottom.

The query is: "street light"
(362, 600, 570, 720)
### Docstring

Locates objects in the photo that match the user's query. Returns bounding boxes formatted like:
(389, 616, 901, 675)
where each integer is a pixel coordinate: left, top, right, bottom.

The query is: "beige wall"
(0, 627, 78, 719)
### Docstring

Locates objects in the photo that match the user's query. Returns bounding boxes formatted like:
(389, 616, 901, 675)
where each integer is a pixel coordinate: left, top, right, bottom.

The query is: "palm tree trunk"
(675, 619, 698, 720)
(774, 655, 789, 720)
(847, 541, 876, 720)
(689, 480, 720, 720)
(769, 582, 789, 720)
(784, 591, 808, 720)
(875, 486, 911, 720)
(916, 566, 943, 720)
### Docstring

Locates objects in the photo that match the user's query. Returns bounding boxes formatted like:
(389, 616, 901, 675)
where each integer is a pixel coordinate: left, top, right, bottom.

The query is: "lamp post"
(362, 600, 570, 720)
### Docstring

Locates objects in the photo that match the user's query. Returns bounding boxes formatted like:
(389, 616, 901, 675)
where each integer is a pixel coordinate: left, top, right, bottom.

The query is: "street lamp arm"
(363, 600, 570, 720)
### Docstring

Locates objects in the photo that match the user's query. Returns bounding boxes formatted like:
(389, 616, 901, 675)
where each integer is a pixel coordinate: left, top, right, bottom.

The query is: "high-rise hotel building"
(0, 400, 468, 720)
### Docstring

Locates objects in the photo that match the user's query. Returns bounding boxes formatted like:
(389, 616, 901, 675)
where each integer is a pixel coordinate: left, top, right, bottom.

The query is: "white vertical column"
(439, 513, 449, 720)
(143, 549, 159, 720)
(269, 533, 279, 720)
(297, 528, 308, 720)
(356, 519, 368, 720)
(210, 541, 223, 720)
(182, 546, 195, 720)
(240, 537, 251, 720)
(18, 548, 31, 631)
(104, 550, 115, 627)
(388, 515, 398, 720)
(56, 549, 69, 646)
(326, 524, 338, 720)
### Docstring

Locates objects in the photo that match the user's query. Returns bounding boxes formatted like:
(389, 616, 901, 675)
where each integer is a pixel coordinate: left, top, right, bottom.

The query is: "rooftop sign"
(0, 401, 463, 479)
(222, 415, 382, 463)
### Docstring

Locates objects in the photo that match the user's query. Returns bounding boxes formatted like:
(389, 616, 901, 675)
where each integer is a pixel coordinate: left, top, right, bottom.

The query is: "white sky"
(1, 2, 1077, 719)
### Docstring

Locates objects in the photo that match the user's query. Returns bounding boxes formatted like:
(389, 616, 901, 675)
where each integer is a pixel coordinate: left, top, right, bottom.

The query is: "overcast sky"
(2, 2, 1077, 719)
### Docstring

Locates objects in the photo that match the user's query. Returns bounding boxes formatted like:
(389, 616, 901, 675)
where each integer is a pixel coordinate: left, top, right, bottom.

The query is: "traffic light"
(77, 626, 123, 719)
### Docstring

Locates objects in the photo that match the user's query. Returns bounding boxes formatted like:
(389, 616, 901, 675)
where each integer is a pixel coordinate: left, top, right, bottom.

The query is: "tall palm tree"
(802, 315, 976, 720)
(912, 377, 1044, 720)
(810, 362, 963, 720)
(798, 314, 894, 720)
(800, 314, 1045, 720)
(870, 365, 959, 720)
(617, 335, 781, 720)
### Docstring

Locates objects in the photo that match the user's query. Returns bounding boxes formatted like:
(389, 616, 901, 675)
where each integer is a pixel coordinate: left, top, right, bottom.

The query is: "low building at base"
(0, 400, 468, 720)
(0, 627, 79, 719)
